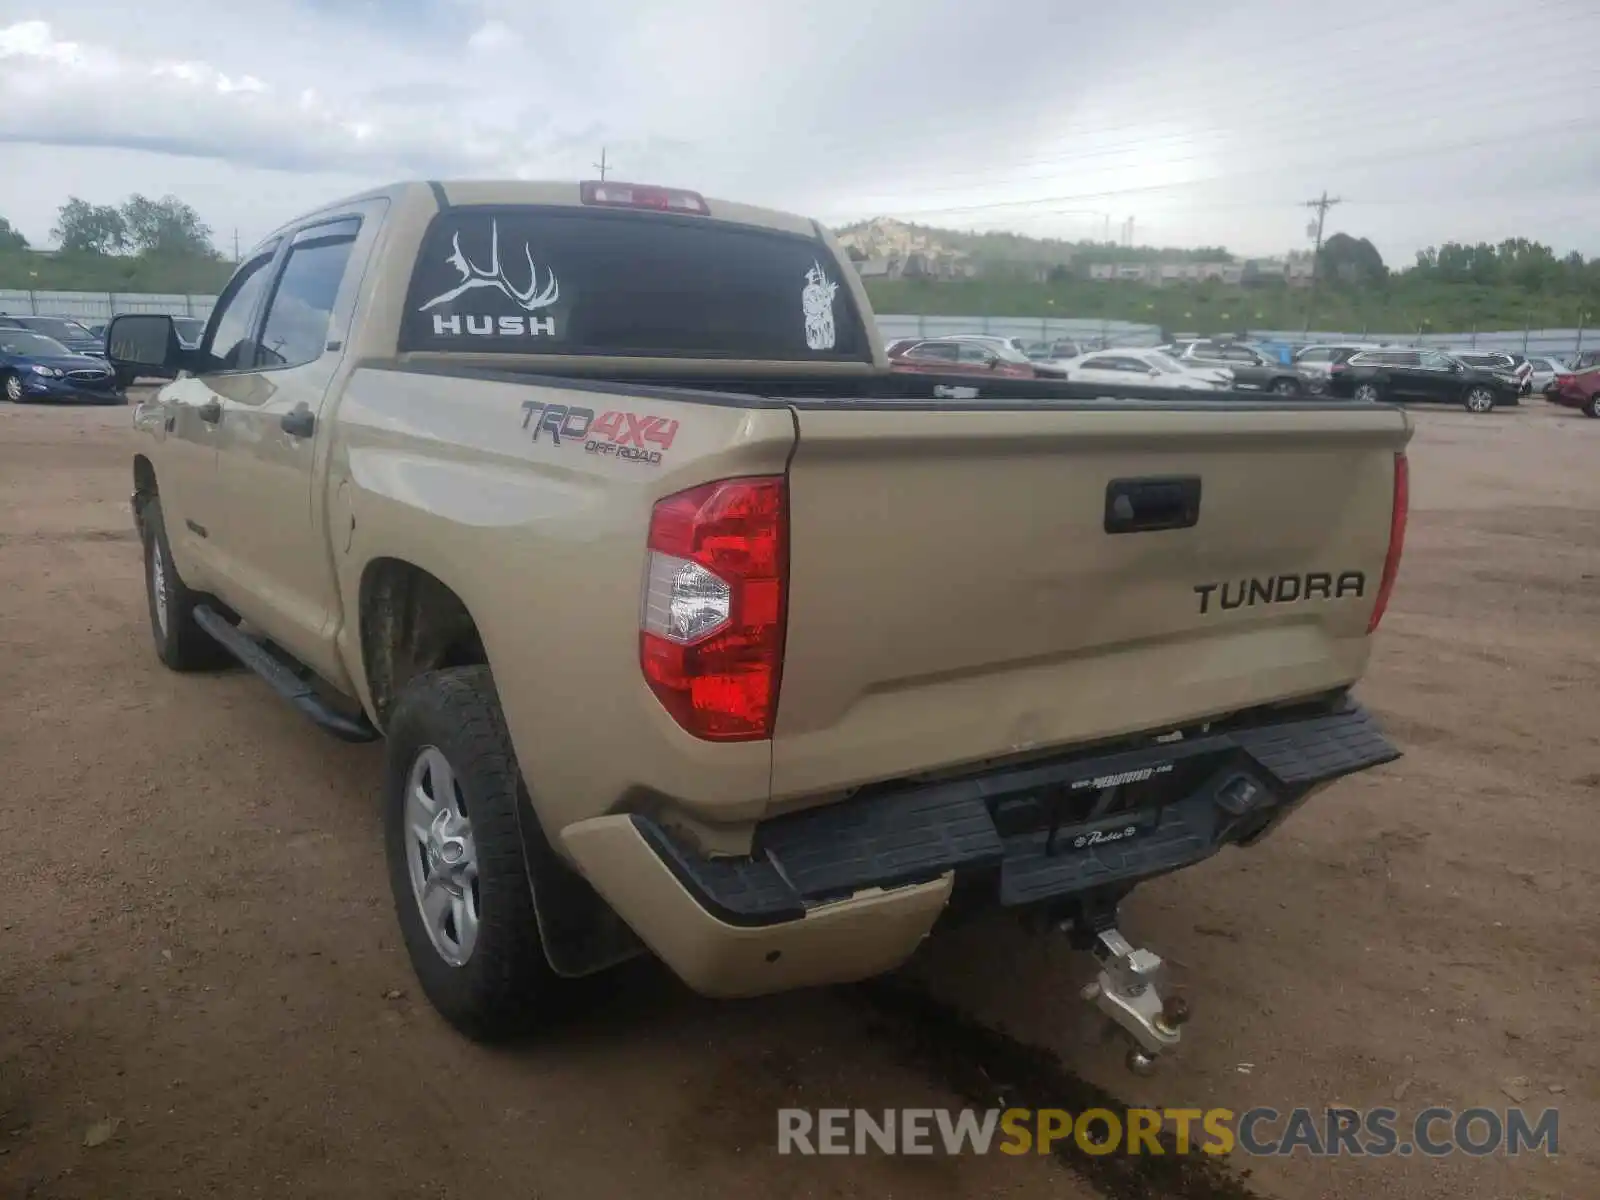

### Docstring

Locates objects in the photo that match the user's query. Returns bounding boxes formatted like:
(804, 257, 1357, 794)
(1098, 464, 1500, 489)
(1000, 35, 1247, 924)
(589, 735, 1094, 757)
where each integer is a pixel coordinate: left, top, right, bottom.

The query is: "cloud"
(0, 0, 1597, 261)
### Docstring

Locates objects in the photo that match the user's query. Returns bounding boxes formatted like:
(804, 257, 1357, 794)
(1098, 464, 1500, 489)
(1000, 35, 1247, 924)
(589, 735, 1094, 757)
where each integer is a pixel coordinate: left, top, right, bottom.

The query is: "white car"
(1525, 355, 1569, 392)
(1058, 349, 1229, 391)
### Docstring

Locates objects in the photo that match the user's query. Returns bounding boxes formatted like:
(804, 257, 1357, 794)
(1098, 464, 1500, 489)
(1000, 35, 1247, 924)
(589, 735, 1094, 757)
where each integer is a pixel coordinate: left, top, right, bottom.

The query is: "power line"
(837, 115, 1596, 223)
(830, 76, 1598, 216)
(765, 0, 1597, 184)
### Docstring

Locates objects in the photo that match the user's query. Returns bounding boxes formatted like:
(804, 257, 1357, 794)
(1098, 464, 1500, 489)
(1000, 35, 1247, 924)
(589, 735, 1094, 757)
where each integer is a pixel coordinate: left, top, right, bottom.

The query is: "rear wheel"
(1353, 382, 1383, 404)
(1270, 377, 1301, 396)
(383, 665, 561, 1041)
(1463, 387, 1496, 414)
(1584, 394, 1600, 419)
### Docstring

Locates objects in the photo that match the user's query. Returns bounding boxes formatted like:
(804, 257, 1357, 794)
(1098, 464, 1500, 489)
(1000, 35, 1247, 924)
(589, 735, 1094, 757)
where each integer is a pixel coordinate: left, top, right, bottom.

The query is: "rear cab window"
(399, 207, 870, 363)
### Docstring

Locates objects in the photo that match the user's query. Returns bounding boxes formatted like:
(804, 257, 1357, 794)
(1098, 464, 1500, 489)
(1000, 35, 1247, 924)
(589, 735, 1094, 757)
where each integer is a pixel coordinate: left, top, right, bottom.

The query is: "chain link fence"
(0, 289, 216, 323)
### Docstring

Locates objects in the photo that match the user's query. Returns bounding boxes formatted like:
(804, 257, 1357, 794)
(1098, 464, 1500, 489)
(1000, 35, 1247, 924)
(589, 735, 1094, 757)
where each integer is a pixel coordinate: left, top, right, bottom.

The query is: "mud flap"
(512, 784, 647, 978)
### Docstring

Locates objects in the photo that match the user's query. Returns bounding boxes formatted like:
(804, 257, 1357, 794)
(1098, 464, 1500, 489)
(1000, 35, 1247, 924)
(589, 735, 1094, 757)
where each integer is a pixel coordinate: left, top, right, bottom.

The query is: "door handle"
(280, 408, 316, 438)
(1104, 476, 1202, 534)
(197, 399, 222, 424)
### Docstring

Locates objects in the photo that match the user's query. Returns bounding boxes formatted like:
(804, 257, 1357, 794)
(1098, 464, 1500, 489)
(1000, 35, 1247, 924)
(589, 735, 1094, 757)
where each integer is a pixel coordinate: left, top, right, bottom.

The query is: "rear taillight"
(581, 180, 710, 215)
(640, 477, 787, 740)
(1367, 452, 1408, 633)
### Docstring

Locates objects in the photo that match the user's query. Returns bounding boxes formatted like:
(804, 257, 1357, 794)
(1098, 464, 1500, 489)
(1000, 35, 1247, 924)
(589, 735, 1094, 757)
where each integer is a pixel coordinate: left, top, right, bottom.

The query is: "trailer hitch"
(1080, 928, 1190, 1075)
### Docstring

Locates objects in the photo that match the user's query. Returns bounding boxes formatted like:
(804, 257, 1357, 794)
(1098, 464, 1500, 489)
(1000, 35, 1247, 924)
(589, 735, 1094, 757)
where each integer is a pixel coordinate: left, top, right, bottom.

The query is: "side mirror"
(106, 314, 188, 374)
(987, 356, 1002, 370)
(1148, 367, 1162, 377)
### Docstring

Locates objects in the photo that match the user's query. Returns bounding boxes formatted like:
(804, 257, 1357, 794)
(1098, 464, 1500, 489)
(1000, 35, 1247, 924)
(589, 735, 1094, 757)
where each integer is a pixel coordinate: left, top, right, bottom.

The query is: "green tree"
(51, 198, 128, 254)
(121, 194, 218, 257)
(1319, 232, 1386, 286)
(0, 217, 27, 251)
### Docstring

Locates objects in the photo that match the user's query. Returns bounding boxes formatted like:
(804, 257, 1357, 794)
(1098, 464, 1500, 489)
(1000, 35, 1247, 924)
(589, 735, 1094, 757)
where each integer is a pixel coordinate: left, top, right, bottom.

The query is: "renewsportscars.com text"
(777, 1106, 1559, 1158)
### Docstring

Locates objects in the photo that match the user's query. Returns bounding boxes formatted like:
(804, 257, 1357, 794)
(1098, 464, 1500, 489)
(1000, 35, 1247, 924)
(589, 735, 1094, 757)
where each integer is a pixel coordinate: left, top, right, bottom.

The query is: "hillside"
(833, 216, 1232, 269)
(860, 276, 1597, 336)
(0, 249, 235, 295)
(839, 217, 1600, 334)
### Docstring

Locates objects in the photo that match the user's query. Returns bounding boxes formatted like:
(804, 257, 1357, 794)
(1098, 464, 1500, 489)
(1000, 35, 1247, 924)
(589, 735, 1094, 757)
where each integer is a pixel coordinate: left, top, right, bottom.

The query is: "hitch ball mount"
(1079, 928, 1191, 1075)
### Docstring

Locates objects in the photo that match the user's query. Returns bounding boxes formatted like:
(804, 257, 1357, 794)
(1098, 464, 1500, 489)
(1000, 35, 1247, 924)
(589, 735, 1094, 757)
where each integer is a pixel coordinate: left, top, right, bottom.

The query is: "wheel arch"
(359, 559, 645, 980)
(357, 556, 487, 731)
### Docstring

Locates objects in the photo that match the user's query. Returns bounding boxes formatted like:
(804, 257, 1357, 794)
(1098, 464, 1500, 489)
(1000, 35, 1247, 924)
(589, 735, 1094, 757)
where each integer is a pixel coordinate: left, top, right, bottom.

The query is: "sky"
(1, 0, 1597, 265)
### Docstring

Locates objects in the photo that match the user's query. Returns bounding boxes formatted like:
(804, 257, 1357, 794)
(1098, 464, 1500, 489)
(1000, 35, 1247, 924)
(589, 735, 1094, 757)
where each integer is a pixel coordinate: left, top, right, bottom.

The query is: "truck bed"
(356, 360, 1410, 814)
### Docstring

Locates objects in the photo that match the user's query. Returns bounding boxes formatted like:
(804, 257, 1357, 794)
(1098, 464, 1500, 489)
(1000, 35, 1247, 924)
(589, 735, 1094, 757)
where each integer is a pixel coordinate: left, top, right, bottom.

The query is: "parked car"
(105, 178, 1410, 1066)
(1547, 367, 1600, 417)
(1568, 349, 1600, 371)
(1524, 355, 1569, 393)
(1170, 339, 1304, 394)
(1329, 348, 1520, 413)
(0, 314, 108, 359)
(1023, 338, 1084, 362)
(1293, 344, 1379, 394)
(926, 334, 1069, 378)
(1448, 351, 1526, 401)
(1058, 348, 1226, 391)
(0, 329, 123, 404)
(888, 337, 1038, 379)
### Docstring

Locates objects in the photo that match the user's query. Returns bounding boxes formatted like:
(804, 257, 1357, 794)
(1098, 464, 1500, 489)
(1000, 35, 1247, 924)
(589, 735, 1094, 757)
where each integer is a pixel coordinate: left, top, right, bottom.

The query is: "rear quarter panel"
(327, 367, 796, 838)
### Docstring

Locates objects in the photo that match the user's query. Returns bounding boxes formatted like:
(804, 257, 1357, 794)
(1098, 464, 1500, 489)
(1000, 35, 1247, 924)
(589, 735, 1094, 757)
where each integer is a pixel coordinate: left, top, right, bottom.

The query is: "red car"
(887, 337, 1039, 379)
(1547, 368, 1600, 418)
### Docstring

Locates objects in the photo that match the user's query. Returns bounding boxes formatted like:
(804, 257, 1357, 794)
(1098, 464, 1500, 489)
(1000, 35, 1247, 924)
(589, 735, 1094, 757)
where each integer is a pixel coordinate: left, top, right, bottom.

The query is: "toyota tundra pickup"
(108, 179, 1410, 1070)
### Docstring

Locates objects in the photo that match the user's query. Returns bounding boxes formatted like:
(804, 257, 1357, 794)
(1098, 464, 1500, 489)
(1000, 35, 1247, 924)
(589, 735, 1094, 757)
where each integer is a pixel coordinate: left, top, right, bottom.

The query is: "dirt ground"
(0, 392, 1595, 1200)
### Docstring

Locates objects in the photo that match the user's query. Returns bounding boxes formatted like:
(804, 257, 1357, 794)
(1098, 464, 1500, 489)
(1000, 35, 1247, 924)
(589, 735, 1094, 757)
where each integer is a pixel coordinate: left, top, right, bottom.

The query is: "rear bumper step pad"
(634, 701, 1400, 927)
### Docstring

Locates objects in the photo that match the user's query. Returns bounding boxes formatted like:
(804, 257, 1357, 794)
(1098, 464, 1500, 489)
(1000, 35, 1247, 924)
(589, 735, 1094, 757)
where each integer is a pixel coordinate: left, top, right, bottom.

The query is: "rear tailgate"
(771, 401, 1412, 802)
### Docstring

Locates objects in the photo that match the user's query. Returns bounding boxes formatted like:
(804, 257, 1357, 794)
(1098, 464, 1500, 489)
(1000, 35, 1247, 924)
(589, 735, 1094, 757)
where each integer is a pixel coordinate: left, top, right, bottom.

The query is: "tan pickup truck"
(108, 179, 1411, 1070)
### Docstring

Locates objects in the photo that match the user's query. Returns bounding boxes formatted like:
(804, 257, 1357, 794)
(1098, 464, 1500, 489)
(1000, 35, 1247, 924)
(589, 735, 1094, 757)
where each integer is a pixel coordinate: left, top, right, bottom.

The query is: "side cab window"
(198, 243, 280, 373)
(254, 218, 363, 369)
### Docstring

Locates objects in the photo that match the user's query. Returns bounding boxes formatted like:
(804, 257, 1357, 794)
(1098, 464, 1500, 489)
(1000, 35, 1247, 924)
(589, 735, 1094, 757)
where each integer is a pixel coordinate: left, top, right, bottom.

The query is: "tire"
(1270, 377, 1301, 396)
(383, 665, 558, 1042)
(1585, 394, 1600, 419)
(2, 372, 21, 402)
(1353, 382, 1383, 404)
(1463, 386, 1496, 414)
(141, 497, 234, 672)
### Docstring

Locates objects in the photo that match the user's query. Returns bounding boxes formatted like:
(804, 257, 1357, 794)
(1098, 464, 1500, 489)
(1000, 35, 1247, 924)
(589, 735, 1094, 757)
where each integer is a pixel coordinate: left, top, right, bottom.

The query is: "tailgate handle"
(1104, 476, 1202, 534)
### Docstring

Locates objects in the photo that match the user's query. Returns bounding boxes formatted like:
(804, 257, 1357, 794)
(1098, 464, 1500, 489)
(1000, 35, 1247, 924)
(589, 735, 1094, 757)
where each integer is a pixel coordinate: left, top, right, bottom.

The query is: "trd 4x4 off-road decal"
(519, 400, 678, 466)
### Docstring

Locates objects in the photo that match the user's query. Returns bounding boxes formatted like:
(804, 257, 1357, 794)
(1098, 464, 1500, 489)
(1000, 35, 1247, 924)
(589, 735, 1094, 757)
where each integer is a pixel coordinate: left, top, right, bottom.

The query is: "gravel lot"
(1, 393, 1595, 1200)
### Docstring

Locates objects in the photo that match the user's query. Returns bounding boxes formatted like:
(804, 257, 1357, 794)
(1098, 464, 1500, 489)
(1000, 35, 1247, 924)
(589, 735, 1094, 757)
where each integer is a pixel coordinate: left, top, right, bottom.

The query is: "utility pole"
(1300, 191, 1342, 335)
(232, 228, 240, 263)
(593, 148, 609, 181)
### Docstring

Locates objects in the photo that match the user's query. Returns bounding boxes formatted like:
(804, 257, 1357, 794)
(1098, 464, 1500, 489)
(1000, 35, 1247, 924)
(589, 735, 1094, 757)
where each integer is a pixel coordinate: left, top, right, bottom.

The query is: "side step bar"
(192, 604, 379, 743)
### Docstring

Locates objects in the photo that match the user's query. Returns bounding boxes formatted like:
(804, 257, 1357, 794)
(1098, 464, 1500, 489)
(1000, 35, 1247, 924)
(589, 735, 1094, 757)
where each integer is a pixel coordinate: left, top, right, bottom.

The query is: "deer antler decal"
(419, 221, 560, 312)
